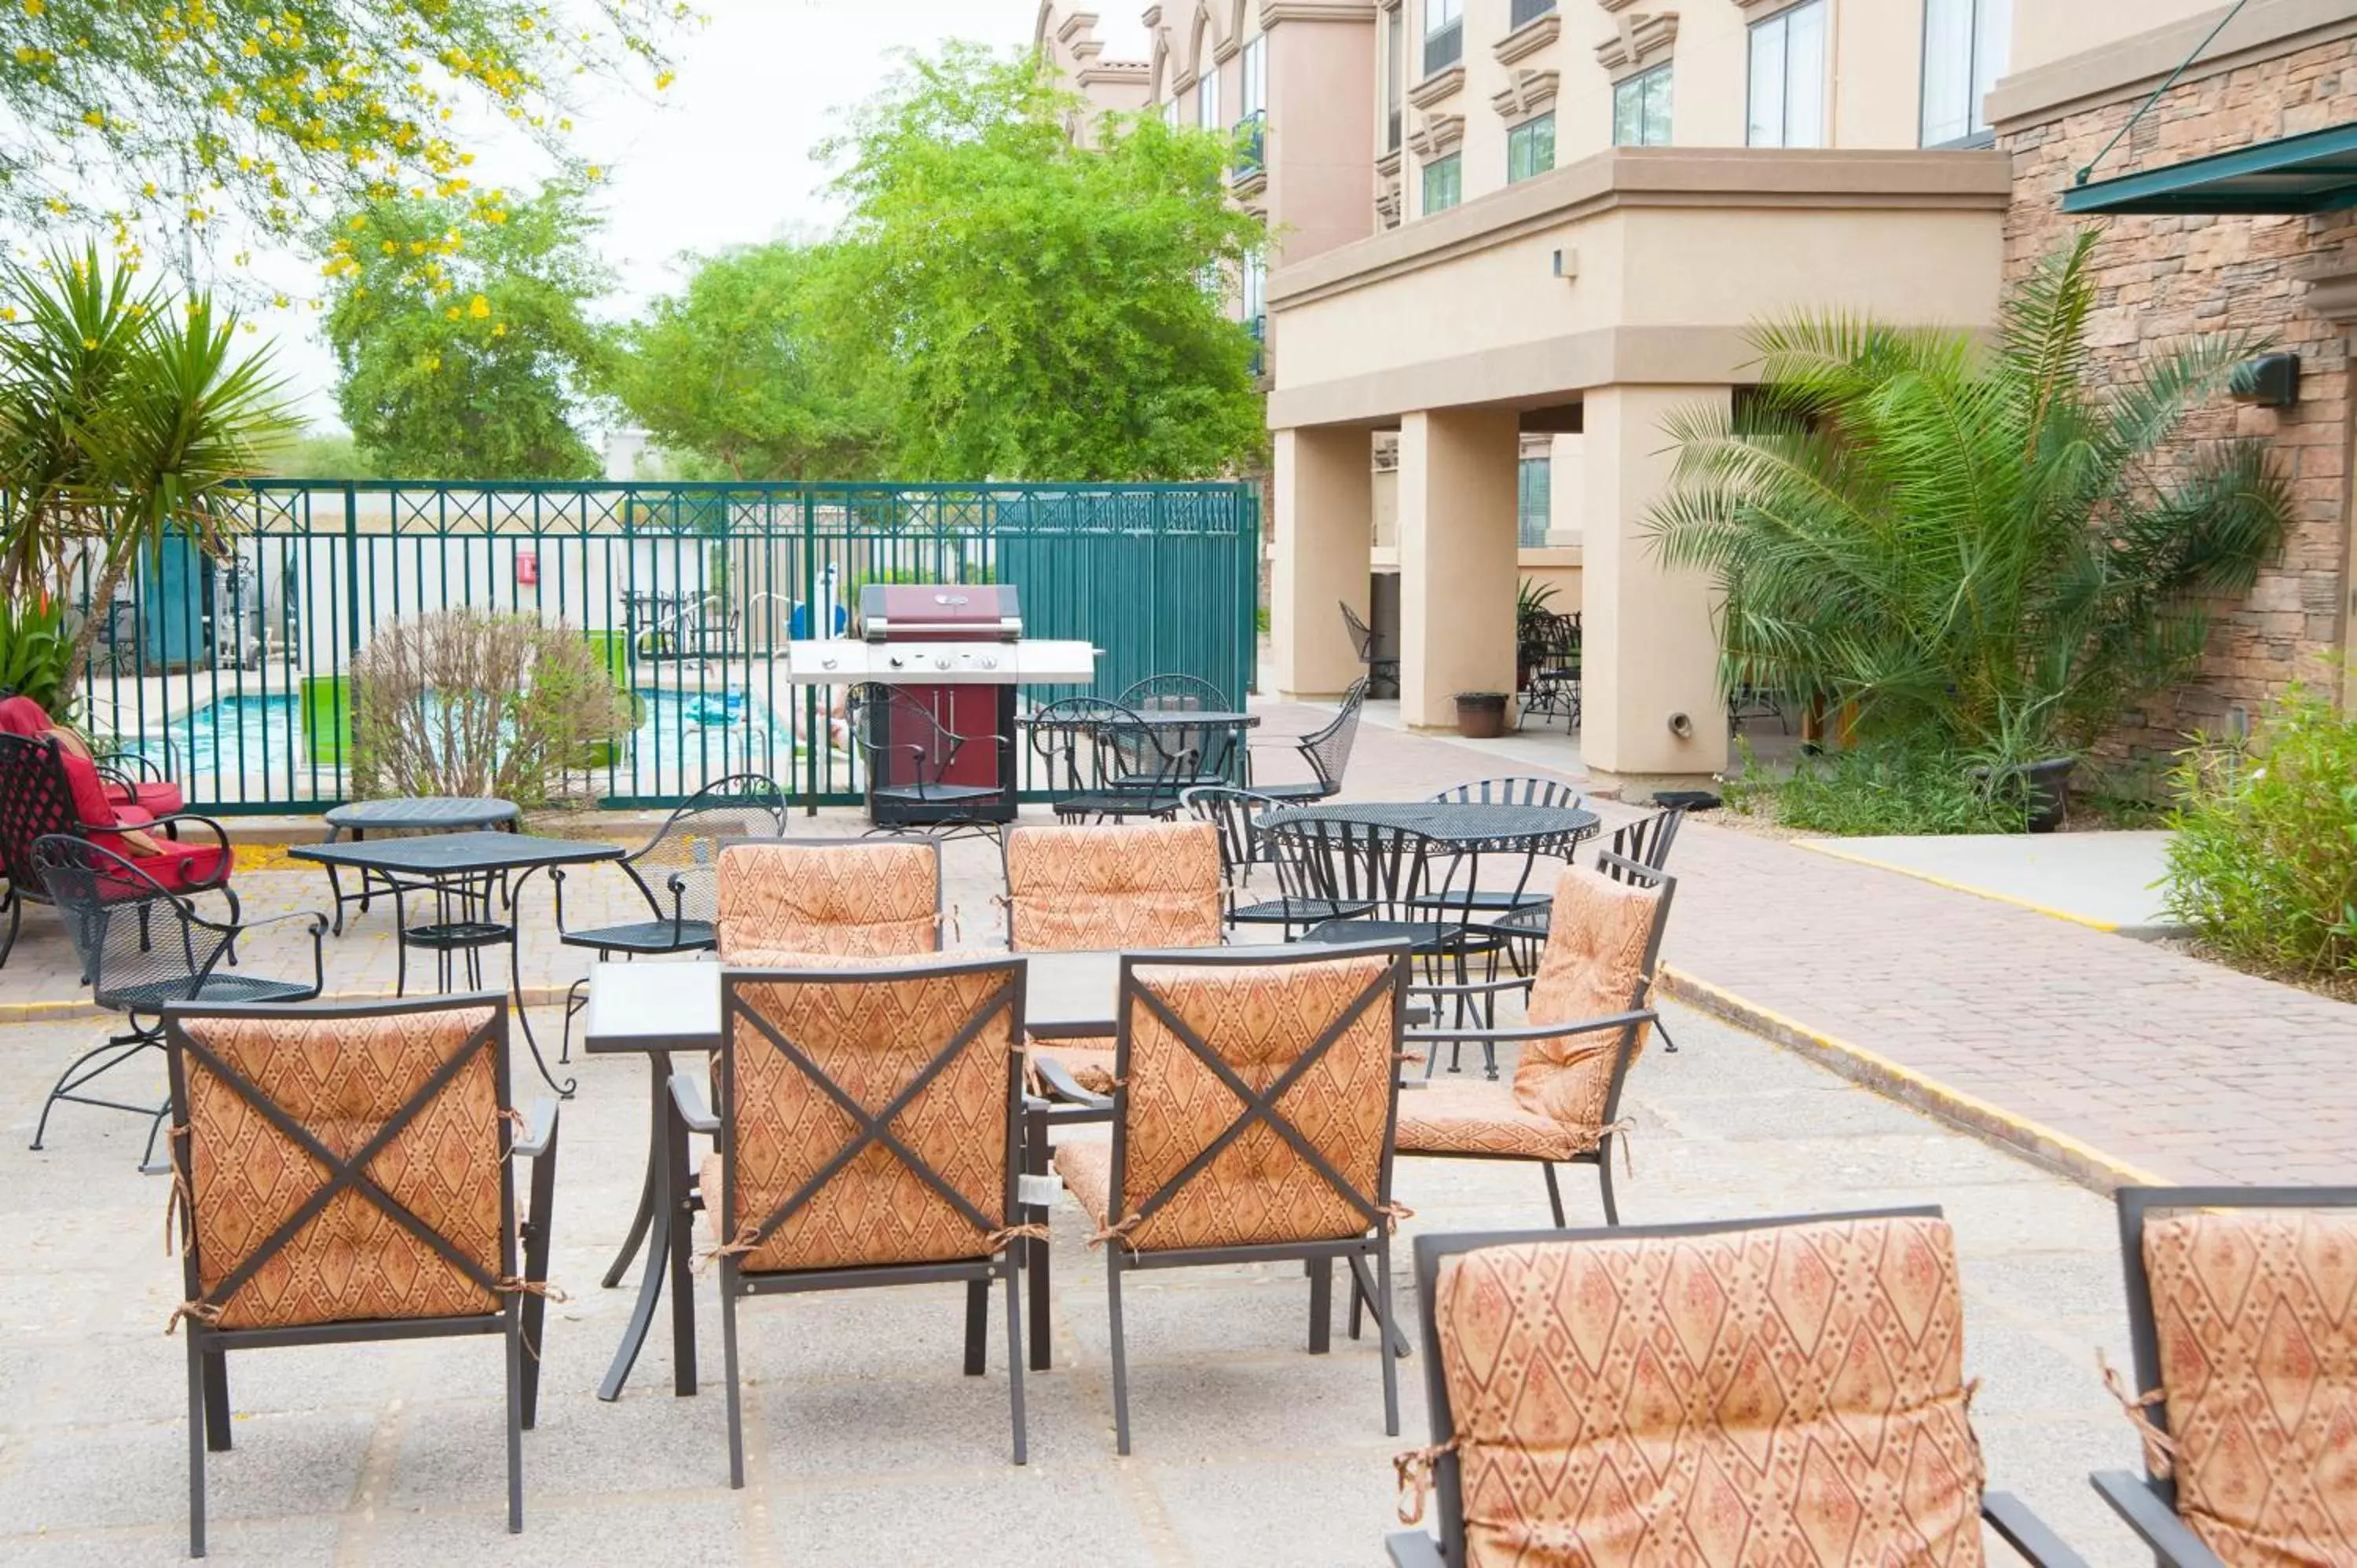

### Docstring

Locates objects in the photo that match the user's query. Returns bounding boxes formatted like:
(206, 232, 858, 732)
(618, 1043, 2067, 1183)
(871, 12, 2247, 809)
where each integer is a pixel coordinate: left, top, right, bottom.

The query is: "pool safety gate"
(71, 480, 1260, 813)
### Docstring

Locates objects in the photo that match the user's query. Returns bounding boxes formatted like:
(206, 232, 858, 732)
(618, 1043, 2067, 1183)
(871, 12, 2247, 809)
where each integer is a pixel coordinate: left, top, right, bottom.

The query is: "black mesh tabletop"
(323, 797, 520, 833)
(1259, 800, 1599, 846)
(291, 830, 624, 876)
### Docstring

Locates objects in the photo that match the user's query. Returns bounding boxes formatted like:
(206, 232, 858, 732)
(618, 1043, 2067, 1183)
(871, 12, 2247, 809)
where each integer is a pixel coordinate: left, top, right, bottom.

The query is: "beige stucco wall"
(1268, 11, 1380, 266)
(2010, 0, 2232, 79)
(1397, 407, 1521, 726)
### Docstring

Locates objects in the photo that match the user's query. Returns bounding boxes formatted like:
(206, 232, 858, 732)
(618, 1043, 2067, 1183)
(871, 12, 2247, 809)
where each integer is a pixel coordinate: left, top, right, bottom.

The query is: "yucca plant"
(0, 244, 295, 694)
(1648, 229, 2293, 766)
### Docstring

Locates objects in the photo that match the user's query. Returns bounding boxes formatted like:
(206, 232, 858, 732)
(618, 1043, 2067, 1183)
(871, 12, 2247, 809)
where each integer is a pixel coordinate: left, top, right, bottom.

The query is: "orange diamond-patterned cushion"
(1104, 953, 1397, 1252)
(179, 1006, 506, 1330)
(2143, 1209, 2357, 1567)
(1513, 863, 1659, 1130)
(1395, 1078, 1587, 1160)
(1431, 1216, 1986, 1566)
(1003, 822, 1222, 953)
(717, 965, 1018, 1274)
(715, 841, 939, 961)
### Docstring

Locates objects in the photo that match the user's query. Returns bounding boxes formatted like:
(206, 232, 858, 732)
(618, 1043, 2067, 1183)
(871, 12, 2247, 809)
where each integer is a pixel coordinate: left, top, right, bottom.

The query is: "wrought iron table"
(317, 796, 522, 935)
(1259, 799, 1600, 848)
(290, 830, 622, 1097)
(578, 948, 1292, 1399)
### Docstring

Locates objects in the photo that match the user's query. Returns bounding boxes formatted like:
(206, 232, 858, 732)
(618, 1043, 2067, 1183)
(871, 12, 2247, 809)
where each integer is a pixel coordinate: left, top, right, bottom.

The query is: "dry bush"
(350, 609, 631, 806)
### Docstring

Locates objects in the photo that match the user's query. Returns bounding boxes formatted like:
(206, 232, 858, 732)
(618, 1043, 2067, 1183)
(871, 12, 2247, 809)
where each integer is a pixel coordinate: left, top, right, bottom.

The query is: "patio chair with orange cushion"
(1387, 1211, 2088, 1568)
(1051, 943, 1412, 1454)
(713, 835, 944, 964)
(1000, 819, 1223, 1101)
(162, 994, 560, 1559)
(673, 958, 1032, 1482)
(2094, 1185, 2357, 1567)
(1394, 853, 1670, 1230)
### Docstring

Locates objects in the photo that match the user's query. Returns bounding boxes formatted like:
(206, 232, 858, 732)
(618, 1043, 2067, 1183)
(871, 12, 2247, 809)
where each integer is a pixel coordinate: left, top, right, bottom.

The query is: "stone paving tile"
(0, 993, 2152, 1566)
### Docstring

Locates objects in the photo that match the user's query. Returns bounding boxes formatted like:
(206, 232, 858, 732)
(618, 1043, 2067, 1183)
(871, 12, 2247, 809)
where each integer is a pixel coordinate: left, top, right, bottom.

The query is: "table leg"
(603, 1136, 658, 1289)
(1025, 1104, 1052, 1372)
(599, 1051, 689, 1402)
(664, 1077, 699, 1397)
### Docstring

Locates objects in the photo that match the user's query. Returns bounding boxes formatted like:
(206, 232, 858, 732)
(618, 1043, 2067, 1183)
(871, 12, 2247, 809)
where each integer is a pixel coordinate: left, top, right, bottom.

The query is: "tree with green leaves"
(0, 1, 684, 269)
(824, 45, 1267, 482)
(0, 244, 295, 692)
(321, 180, 613, 480)
(1648, 230, 2293, 765)
(614, 242, 888, 481)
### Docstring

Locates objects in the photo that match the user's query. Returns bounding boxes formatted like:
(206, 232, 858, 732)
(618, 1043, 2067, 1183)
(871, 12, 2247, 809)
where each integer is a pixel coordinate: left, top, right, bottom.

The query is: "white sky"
(253, 0, 1059, 424)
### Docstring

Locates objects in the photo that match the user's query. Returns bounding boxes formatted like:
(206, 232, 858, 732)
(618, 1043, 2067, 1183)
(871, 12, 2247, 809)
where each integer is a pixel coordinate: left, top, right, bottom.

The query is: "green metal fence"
(75, 480, 1259, 814)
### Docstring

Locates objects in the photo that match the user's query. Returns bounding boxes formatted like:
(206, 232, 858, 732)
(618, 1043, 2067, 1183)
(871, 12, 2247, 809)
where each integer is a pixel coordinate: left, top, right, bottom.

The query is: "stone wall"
(2001, 33, 2357, 780)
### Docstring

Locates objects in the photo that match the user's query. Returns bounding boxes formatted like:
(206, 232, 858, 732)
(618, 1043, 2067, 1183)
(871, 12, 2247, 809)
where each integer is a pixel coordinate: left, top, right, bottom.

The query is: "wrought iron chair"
(1027, 697, 1197, 822)
(0, 694, 185, 815)
(1051, 943, 1412, 1453)
(162, 994, 559, 1557)
(1118, 673, 1243, 786)
(1485, 804, 1686, 1051)
(713, 836, 944, 963)
(1266, 818, 1491, 963)
(1248, 678, 1366, 803)
(1395, 855, 1672, 1228)
(2094, 1185, 2357, 1568)
(1339, 602, 1398, 697)
(1516, 610, 1582, 731)
(672, 958, 1031, 1480)
(0, 730, 237, 969)
(846, 683, 1009, 839)
(29, 834, 323, 1162)
(552, 771, 786, 1064)
(1387, 1211, 2088, 1568)
(1182, 785, 1373, 938)
(1408, 775, 1588, 931)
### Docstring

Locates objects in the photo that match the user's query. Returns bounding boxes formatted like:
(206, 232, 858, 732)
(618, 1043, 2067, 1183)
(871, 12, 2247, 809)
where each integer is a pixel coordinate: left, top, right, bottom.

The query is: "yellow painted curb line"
(1793, 840, 2122, 932)
(0, 984, 580, 1028)
(1659, 965, 2171, 1195)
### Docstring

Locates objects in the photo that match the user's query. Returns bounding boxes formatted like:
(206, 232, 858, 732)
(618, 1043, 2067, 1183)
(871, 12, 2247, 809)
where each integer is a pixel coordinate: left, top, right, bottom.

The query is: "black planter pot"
(1974, 757, 2076, 833)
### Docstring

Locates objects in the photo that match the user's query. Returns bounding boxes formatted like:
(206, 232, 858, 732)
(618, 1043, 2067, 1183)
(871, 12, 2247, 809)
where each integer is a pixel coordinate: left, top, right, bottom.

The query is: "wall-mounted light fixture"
(2230, 351, 2300, 408)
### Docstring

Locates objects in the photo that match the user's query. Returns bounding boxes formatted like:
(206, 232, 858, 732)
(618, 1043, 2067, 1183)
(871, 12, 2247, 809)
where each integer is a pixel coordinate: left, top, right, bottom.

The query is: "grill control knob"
(888, 656, 905, 669)
(978, 657, 998, 670)
(934, 655, 951, 670)
(820, 657, 838, 670)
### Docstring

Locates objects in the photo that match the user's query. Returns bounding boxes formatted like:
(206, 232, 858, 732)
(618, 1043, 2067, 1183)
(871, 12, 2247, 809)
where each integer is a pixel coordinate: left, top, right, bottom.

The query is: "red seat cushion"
(90, 834, 229, 896)
(107, 780, 185, 816)
(0, 696, 48, 736)
(55, 746, 123, 830)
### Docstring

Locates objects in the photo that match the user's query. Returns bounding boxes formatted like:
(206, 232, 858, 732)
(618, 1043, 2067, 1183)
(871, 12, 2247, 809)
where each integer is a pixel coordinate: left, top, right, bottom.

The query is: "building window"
(1420, 152, 1461, 214)
(1242, 250, 1266, 326)
(1747, 0, 1825, 148)
(1241, 35, 1266, 119)
(1518, 457, 1552, 548)
(1921, 0, 2009, 147)
(1197, 68, 1220, 130)
(1612, 64, 1672, 147)
(1423, 0, 1463, 77)
(1509, 0, 1557, 27)
(1506, 112, 1555, 183)
(1384, 4, 1405, 151)
(1164, 97, 1179, 130)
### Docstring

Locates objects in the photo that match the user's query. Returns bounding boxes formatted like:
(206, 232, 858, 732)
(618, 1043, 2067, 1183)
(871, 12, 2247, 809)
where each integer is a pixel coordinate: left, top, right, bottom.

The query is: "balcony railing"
(1508, 0, 1557, 29)
(1232, 111, 1266, 180)
(1422, 18, 1462, 77)
(1386, 107, 1402, 152)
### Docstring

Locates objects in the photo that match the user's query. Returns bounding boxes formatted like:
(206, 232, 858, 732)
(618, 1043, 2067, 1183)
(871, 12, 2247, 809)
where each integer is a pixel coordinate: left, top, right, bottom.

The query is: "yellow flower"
(82, 108, 104, 126)
(467, 294, 489, 318)
(444, 306, 460, 320)
(492, 321, 506, 337)
(82, 337, 97, 349)
(654, 70, 675, 91)
(24, 0, 46, 16)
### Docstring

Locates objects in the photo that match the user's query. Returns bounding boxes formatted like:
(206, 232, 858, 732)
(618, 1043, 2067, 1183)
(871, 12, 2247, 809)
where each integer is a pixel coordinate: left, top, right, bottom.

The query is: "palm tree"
(0, 244, 295, 693)
(1648, 229, 2293, 764)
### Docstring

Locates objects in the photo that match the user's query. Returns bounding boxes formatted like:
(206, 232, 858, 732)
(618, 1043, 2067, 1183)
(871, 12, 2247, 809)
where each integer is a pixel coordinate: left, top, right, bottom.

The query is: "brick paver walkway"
(1262, 698, 2357, 1188)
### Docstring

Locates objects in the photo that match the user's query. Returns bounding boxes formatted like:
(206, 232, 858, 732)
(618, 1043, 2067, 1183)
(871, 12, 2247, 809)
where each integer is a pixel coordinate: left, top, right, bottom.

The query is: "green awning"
(2062, 121, 2357, 216)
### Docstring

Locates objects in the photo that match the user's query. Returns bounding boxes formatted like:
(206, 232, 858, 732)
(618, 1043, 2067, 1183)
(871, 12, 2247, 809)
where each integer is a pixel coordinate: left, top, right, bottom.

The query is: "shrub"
(2163, 685, 2357, 976)
(350, 609, 632, 807)
(1727, 738, 2026, 837)
(0, 599, 75, 720)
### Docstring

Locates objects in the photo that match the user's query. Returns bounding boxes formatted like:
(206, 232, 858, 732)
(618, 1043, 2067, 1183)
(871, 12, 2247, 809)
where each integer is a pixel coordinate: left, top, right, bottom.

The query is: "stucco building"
(1041, 0, 2357, 794)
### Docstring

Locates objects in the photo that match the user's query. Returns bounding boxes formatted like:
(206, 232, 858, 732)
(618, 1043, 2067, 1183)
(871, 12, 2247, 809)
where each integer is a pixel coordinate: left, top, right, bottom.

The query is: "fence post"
(801, 485, 819, 816)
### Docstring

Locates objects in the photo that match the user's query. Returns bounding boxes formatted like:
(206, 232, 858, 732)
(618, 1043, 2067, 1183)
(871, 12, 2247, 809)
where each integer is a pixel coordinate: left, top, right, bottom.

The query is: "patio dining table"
(577, 946, 1303, 1400)
(1259, 798, 1601, 849)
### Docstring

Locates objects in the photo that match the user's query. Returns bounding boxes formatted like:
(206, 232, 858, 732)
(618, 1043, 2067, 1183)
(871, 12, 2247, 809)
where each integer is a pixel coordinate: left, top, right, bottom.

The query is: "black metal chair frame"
(0, 731, 237, 969)
(2092, 1185, 2357, 1568)
(1408, 778, 1589, 936)
(1340, 602, 1398, 698)
(1483, 806, 1687, 1053)
(1385, 1210, 2089, 1568)
(162, 993, 559, 1558)
(30, 833, 326, 1163)
(1402, 854, 1674, 1229)
(550, 771, 788, 1063)
(847, 684, 1010, 843)
(1119, 674, 1244, 787)
(674, 958, 1032, 1484)
(1248, 678, 1366, 803)
(1028, 698, 1199, 822)
(1516, 612, 1582, 731)
(1089, 942, 1411, 1455)
(1182, 785, 1373, 939)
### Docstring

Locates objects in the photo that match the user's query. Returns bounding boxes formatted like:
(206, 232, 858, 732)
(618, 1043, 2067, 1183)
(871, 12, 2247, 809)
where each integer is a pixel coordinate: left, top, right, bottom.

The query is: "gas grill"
(783, 584, 1097, 826)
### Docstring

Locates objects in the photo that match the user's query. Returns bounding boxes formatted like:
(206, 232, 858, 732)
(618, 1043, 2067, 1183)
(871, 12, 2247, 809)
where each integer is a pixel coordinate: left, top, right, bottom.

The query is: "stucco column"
(1398, 408, 1519, 729)
(1582, 384, 1730, 788)
(1271, 424, 1373, 700)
